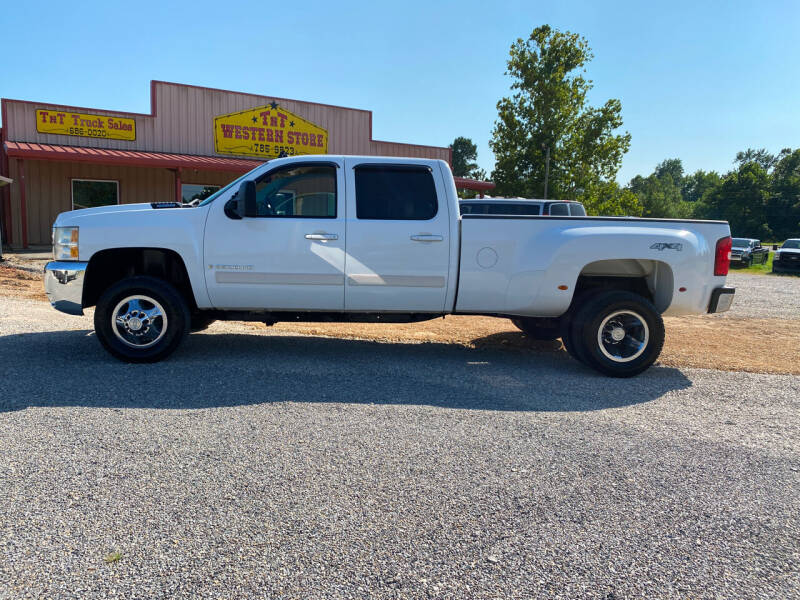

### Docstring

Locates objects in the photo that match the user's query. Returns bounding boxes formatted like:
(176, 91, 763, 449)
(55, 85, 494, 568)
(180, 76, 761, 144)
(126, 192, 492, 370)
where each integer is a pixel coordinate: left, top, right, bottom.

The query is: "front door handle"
(305, 233, 338, 241)
(410, 234, 444, 242)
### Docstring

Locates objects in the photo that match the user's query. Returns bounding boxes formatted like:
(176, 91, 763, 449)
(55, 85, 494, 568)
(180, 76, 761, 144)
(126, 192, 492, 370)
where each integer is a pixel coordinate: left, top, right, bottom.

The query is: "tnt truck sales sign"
(36, 109, 136, 141)
(214, 102, 328, 159)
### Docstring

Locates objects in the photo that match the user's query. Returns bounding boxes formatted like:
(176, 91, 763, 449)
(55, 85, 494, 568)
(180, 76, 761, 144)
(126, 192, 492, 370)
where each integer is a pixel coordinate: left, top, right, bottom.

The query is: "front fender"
(64, 206, 211, 309)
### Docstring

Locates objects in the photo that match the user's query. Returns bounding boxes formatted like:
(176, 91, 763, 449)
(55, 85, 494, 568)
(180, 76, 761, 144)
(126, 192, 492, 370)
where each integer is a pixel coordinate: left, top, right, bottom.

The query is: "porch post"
(19, 159, 27, 248)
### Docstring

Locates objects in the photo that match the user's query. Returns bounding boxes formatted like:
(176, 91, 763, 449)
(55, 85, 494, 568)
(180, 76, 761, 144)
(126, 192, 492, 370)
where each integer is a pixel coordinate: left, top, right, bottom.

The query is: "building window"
(71, 179, 119, 210)
(182, 183, 220, 205)
(355, 166, 437, 220)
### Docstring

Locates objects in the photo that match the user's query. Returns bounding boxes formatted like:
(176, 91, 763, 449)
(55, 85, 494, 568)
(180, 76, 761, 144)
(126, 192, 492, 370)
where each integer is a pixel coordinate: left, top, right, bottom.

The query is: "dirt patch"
(1, 263, 796, 374)
(0, 264, 47, 302)
(267, 315, 800, 376)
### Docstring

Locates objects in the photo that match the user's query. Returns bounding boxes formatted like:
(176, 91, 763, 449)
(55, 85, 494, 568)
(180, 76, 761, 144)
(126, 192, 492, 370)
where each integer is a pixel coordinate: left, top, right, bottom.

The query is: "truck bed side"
(455, 215, 731, 317)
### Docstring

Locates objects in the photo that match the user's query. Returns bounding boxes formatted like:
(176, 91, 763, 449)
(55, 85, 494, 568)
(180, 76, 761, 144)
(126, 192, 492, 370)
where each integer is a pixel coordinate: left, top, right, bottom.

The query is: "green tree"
(734, 148, 778, 171)
(682, 169, 722, 204)
(703, 162, 772, 238)
(490, 25, 630, 199)
(767, 148, 800, 240)
(581, 180, 643, 216)
(628, 159, 693, 218)
(451, 136, 480, 178)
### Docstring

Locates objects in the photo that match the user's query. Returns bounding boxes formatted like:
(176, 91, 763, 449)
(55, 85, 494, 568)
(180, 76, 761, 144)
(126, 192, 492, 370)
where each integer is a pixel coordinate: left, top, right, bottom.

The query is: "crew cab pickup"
(44, 156, 735, 377)
(730, 238, 769, 267)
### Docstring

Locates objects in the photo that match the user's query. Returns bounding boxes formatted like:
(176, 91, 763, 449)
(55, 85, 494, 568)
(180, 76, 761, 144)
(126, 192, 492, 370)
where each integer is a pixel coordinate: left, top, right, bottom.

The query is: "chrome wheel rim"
(112, 295, 168, 349)
(597, 310, 649, 363)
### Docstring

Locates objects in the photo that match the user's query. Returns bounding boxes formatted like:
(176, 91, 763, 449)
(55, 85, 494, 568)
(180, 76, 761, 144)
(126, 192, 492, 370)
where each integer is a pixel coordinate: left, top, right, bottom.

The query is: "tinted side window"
(355, 166, 437, 220)
(548, 203, 569, 216)
(569, 204, 587, 216)
(254, 164, 336, 218)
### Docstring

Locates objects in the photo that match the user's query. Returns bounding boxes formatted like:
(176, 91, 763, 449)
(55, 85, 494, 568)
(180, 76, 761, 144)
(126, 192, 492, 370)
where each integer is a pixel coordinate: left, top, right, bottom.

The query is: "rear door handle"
(305, 233, 338, 241)
(410, 234, 443, 242)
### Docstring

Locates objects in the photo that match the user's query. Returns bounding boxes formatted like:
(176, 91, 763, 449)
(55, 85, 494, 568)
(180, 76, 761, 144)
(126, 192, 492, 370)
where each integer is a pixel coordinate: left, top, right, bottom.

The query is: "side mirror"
(237, 180, 257, 218)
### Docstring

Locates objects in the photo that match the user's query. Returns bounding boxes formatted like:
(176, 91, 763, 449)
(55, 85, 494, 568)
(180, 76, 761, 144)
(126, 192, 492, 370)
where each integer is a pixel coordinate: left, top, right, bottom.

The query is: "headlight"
(53, 226, 79, 260)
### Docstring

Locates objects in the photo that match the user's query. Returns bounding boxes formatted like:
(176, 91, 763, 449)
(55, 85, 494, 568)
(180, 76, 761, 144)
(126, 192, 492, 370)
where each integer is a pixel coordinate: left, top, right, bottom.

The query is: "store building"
(1, 80, 493, 247)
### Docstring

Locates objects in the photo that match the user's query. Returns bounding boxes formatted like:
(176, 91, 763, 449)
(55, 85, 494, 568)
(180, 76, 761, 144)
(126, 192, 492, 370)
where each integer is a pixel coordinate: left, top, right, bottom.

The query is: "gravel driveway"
(1, 295, 799, 599)
(725, 272, 800, 320)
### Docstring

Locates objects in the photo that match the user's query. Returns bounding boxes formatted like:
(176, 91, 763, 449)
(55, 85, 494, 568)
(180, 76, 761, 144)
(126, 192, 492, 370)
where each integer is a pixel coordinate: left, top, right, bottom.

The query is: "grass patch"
(103, 551, 122, 564)
(731, 251, 775, 275)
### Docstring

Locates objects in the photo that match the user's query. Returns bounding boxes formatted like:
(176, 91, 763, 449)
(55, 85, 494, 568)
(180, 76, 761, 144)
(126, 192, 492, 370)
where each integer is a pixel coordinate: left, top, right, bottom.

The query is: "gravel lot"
(1, 295, 799, 599)
(725, 272, 800, 320)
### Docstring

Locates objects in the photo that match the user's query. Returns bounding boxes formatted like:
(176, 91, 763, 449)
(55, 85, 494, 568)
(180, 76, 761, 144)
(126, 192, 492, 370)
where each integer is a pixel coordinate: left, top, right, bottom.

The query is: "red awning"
(453, 176, 495, 192)
(3, 141, 497, 189)
(4, 141, 264, 173)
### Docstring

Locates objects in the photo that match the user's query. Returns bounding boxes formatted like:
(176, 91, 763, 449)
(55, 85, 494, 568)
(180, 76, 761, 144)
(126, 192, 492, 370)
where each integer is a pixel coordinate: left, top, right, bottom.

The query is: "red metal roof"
(4, 141, 263, 173)
(453, 176, 496, 192)
(4, 141, 496, 189)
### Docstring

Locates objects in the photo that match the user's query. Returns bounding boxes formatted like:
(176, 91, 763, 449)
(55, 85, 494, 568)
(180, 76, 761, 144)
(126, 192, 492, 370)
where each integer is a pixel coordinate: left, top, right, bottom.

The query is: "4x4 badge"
(650, 243, 683, 251)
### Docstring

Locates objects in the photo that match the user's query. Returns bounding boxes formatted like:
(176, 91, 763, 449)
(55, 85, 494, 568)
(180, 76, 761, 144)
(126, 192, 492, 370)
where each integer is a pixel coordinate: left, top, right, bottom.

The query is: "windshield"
(782, 240, 800, 249)
(196, 171, 252, 207)
(731, 238, 751, 248)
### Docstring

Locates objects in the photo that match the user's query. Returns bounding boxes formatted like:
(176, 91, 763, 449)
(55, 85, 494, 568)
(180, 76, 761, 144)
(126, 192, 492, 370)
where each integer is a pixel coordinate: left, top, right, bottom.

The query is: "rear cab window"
(569, 203, 586, 216)
(355, 166, 437, 220)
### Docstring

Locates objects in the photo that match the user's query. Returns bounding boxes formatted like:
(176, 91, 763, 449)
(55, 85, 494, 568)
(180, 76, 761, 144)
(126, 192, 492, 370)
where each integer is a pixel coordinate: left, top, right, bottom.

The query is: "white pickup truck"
(44, 155, 735, 377)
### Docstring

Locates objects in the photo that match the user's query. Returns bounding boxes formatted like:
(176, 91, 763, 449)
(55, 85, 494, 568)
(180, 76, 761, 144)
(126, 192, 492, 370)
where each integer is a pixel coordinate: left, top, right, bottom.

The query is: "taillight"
(714, 236, 732, 276)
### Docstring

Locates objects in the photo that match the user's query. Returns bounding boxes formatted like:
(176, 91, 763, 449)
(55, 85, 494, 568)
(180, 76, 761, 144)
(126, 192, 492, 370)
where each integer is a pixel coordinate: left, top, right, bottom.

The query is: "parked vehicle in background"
(459, 198, 587, 216)
(772, 238, 800, 273)
(44, 155, 735, 378)
(730, 238, 769, 267)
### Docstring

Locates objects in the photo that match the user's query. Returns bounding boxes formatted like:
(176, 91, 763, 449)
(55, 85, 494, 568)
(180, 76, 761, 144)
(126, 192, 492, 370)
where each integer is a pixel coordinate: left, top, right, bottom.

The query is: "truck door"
(343, 159, 451, 312)
(203, 160, 346, 310)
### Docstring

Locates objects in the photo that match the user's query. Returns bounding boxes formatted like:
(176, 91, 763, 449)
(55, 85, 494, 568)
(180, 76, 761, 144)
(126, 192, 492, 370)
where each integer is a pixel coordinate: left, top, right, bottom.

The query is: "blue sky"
(2, 0, 798, 183)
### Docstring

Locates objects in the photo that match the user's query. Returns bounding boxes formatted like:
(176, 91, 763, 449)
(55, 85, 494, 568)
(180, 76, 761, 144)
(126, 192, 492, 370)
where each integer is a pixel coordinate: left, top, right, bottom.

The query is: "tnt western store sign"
(214, 103, 327, 159)
(0, 80, 492, 247)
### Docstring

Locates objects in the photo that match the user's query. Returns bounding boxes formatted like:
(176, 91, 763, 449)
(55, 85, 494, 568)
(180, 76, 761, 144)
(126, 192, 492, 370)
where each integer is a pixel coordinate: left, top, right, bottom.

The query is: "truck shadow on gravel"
(0, 329, 691, 413)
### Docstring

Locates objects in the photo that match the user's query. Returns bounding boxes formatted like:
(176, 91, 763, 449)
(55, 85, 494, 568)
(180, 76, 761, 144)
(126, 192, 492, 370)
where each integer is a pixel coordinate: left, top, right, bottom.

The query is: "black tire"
(511, 317, 561, 341)
(190, 313, 216, 333)
(570, 290, 665, 378)
(746, 257, 753, 267)
(94, 276, 190, 363)
(559, 317, 585, 364)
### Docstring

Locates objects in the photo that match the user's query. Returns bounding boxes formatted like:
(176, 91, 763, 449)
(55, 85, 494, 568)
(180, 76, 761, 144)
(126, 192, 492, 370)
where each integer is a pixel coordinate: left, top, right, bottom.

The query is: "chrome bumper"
(44, 261, 88, 315)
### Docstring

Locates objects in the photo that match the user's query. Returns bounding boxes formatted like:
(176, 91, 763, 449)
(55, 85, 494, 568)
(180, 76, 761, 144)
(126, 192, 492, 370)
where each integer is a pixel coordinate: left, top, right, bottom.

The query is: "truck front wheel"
(94, 276, 190, 363)
(570, 291, 665, 377)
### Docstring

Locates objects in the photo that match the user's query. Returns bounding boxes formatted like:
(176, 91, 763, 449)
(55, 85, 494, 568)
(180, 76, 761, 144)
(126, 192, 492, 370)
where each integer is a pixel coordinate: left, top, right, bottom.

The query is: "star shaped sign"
(270, 101, 278, 109)
(251, 116, 258, 123)
(289, 121, 295, 127)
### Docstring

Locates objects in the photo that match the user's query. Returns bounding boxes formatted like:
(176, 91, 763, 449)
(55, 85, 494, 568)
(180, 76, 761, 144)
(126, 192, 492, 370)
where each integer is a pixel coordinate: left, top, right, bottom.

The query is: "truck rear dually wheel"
(570, 290, 664, 377)
(94, 276, 190, 363)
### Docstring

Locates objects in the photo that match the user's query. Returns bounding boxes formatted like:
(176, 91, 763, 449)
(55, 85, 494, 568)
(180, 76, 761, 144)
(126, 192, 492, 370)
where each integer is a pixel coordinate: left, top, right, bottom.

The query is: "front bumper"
(708, 286, 735, 313)
(772, 257, 800, 272)
(44, 261, 88, 315)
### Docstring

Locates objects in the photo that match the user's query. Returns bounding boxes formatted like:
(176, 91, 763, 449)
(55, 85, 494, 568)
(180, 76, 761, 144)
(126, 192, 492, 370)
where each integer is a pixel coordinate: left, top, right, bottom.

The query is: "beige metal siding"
(370, 140, 450, 161)
(2, 81, 451, 246)
(3, 82, 380, 157)
(9, 159, 175, 245)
